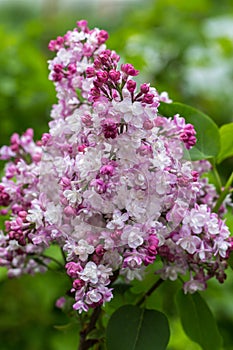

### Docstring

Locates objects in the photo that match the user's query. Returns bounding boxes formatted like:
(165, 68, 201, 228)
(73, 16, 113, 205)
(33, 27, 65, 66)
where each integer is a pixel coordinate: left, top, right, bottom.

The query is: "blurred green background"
(0, 0, 233, 349)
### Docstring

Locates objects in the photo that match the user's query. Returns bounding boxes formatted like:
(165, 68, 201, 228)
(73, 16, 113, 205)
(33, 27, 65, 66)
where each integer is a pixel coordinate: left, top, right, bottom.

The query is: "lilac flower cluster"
(0, 20, 232, 312)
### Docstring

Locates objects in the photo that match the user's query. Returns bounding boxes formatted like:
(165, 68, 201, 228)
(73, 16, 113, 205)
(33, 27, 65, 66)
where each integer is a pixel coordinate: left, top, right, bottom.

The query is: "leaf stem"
(40, 254, 64, 269)
(78, 307, 102, 350)
(209, 159, 222, 193)
(60, 247, 67, 264)
(136, 278, 164, 307)
(213, 171, 233, 213)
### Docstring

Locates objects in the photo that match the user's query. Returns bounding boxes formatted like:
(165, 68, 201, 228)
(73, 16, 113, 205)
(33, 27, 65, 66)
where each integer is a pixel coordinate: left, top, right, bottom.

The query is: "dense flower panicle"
(0, 21, 232, 312)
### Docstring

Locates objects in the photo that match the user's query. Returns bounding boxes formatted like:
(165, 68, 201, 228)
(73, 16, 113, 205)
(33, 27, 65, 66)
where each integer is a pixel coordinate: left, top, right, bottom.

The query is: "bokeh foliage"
(0, 1, 233, 349)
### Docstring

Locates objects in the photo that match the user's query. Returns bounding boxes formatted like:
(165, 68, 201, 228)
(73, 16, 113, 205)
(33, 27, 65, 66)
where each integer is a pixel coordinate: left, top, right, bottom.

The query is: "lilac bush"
(0, 20, 232, 349)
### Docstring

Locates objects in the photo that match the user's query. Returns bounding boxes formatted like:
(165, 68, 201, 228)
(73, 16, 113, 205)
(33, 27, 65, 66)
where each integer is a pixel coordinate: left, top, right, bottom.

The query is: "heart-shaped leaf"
(176, 290, 222, 350)
(217, 123, 233, 163)
(106, 305, 170, 350)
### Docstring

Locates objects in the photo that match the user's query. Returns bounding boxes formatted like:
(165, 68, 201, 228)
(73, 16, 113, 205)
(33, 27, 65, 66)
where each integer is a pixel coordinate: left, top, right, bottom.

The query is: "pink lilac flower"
(0, 20, 232, 313)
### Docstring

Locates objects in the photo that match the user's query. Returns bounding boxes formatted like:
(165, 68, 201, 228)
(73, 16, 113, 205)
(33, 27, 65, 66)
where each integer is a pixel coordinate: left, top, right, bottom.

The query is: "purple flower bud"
(96, 71, 109, 83)
(55, 297, 66, 309)
(142, 93, 154, 104)
(48, 40, 57, 51)
(99, 52, 110, 65)
(97, 30, 109, 44)
(95, 244, 105, 256)
(32, 152, 42, 163)
(148, 245, 157, 255)
(100, 164, 115, 176)
(148, 235, 159, 247)
(64, 206, 76, 217)
(101, 118, 118, 139)
(41, 133, 52, 146)
(94, 57, 102, 69)
(68, 63, 76, 74)
(86, 67, 96, 78)
(10, 133, 20, 145)
(191, 171, 199, 182)
(56, 36, 64, 45)
(66, 262, 82, 278)
(126, 80, 137, 93)
(143, 255, 156, 266)
(111, 51, 120, 62)
(137, 143, 152, 156)
(52, 72, 63, 82)
(77, 144, 87, 153)
(77, 20, 88, 31)
(90, 86, 101, 101)
(0, 209, 8, 215)
(48, 36, 64, 51)
(73, 279, 85, 290)
(109, 69, 121, 82)
(0, 188, 10, 207)
(180, 123, 197, 149)
(81, 114, 93, 126)
(90, 179, 107, 194)
(18, 211, 27, 219)
(140, 83, 150, 94)
(83, 43, 93, 57)
(61, 177, 71, 188)
(53, 64, 63, 73)
(121, 63, 139, 76)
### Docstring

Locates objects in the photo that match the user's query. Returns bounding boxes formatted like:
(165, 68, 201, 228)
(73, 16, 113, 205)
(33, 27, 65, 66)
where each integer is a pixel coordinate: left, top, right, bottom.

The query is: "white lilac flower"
(44, 202, 62, 226)
(121, 226, 144, 249)
(26, 205, 44, 228)
(79, 261, 99, 284)
(73, 239, 95, 261)
(106, 209, 129, 230)
(63, 189, 82, 205)
(177, 235, 201, 255)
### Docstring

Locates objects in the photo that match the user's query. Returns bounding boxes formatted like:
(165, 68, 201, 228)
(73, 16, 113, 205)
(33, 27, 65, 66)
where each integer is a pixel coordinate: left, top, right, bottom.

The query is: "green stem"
(40, 254, 64, 269)
(209, 159, 222, 193)
(136, 278, 164, 307)
(213, 171, 233, 213)
(60, 247, 67, 264)
(115, 85, 123, 101)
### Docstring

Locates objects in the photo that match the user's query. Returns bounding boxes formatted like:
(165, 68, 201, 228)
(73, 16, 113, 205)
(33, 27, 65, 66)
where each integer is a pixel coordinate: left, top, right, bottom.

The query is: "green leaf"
(176, 290, 222, 350)
(106, 305, 170, 350)
(158, 102, 220, 160)
(0, 267, 7, 282)
(217, 123, 233, 163)
(227, 251, 233, 271)
(224, 207, 233, 235)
